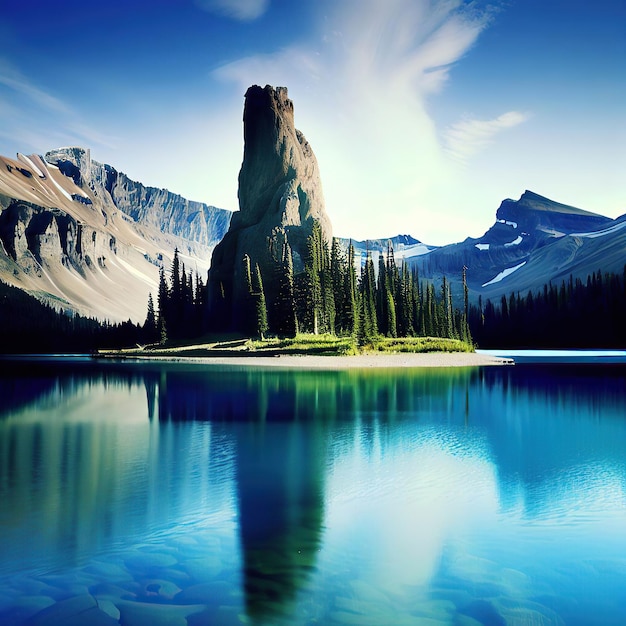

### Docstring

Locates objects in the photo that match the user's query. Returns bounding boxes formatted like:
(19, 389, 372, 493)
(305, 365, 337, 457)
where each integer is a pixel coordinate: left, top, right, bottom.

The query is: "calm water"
(1, 357, 626, 625)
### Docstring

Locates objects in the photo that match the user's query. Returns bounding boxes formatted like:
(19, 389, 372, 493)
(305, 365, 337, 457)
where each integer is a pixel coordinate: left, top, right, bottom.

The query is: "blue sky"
(1, 0, 624, 244)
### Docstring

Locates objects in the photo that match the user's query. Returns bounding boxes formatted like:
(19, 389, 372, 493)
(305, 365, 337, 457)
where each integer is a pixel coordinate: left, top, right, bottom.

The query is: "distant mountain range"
(0, 145, 623, 321)
(0, 148, 231, 322)
(408, 190, 626, 303)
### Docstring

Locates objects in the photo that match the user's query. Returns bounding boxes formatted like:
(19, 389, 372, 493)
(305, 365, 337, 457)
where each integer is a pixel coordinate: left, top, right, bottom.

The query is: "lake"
(1, 357, 626, 625)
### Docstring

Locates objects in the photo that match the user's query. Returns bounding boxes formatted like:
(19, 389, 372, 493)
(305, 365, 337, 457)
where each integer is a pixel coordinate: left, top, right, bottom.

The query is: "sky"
(0, 0, 624, 245)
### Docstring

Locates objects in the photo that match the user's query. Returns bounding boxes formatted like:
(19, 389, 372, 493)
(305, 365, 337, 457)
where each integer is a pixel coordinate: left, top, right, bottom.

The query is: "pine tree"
(157, 267, 169, 344)
(386, 244, 399, 338)
(143, 293, 158, 343)
(347, 242, 358, 336)
(397, 262, 414, 337)
(330, 238, 347, 333)
(253, 263, 268, 340)
(273, 240, 297, 337)
(357, 252, 378, 345)
(306, 223, 323, 334)
(321, 240, 335, 334)
(376, 253, 388, 336)
(386, 289, 397, 338)
(241, 254, 257, 336)
(461, 266, 470, 343)
(441, 276, 454, 338)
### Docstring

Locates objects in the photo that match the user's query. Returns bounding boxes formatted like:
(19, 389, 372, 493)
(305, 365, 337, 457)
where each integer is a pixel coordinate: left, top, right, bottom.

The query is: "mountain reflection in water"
(1, 358, 626, 625)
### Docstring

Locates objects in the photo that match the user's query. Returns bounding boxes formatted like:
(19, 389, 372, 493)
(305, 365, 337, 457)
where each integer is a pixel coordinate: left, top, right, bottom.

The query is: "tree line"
(7, 223, 625, 352)
(0, 280, 146, 353)
(469, 267, 626, 347)
(149, 222, 471, 346)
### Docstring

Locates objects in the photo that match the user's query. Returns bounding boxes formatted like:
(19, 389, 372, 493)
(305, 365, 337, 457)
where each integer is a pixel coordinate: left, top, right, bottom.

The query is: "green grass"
(245, 334, 473, 356)
(361, 336, 474, 354)
(245, 333, 359, 356)
(100, 333, 474, 358)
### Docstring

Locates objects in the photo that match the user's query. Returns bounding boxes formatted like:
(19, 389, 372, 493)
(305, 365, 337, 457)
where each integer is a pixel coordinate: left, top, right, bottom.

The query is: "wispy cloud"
(0, 59, 70, 114)
(0, 57, 117, 154)
(212, 0, 499, 238)
(444, 111, 530, 164)
(194, 0, 269, 21)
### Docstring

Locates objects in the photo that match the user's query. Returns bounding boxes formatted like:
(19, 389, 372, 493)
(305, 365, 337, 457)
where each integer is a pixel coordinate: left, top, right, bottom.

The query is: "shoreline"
(98, 351, 514, 369)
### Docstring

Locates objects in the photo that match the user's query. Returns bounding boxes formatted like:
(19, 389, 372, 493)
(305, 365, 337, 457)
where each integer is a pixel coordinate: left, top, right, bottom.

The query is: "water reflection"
(235, 421, 325, 622)
(1, 358, 626, 624)
(473, 365, 626, 519)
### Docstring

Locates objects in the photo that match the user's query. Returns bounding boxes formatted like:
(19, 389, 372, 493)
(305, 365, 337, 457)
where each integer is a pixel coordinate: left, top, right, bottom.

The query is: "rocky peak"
(235, 84, 331, 244)
(496, 190, 610, 236)
(44, 147, 231, 249)
(208, 84, 332, 332)
(45, 147, 92, 187)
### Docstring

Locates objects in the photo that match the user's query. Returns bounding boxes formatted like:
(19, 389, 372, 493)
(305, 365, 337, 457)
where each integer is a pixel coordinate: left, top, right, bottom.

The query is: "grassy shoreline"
(98, 333, 475, 359)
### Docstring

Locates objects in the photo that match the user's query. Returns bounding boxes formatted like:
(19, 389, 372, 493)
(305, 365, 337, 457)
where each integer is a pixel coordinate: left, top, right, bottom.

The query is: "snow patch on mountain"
(48, 172, 73, 201)
(497, 219, 518, 228)
(397, 242, 433, 258)
(475, 243, 490, 251)
(114, 257, 156, 285)
(482, 261, 527, 287)
(570, 220, 626, 239)
(17, 153, 44, 178)
(504, 236, 523, 247)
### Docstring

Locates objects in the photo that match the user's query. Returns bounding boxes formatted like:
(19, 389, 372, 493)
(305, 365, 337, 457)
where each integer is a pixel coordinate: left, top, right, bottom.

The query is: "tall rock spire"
(208, 84, 332, 333)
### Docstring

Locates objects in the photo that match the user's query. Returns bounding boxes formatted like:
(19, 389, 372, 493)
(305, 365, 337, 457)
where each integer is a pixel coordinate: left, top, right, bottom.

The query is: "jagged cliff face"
(0, 149, 231, 322)
(45, 147, 231, 250)
(208, 85, 332, 331)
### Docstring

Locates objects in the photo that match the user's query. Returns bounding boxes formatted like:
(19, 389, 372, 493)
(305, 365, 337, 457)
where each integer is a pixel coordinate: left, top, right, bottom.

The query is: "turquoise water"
(477, 349, 626, 364)
(1, 358, 626, 625)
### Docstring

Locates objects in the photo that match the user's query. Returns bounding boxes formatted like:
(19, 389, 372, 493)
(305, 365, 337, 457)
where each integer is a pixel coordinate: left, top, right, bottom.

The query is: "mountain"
(339, 234, 437, 263)
(207, 84, 332, 332)
(407, 190, 626, 302)
(44, 147, 230, 249)
(0, 149, 231, 322)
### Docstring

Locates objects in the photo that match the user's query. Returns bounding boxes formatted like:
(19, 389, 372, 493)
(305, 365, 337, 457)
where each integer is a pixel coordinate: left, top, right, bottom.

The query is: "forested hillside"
(0, 281, 144, 353)
(469, 268, 626, 348)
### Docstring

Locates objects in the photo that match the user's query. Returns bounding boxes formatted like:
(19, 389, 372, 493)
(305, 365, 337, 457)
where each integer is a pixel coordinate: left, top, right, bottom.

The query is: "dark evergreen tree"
(468, 266, 626, 348)
(157, 267, 169, 344)
(241, 254, 257, 337)
(346, 242, 358, 336)
(143, 293, 158, 343)
(376, 253, 389, 336)
(357, 252, 378, 345)
(253, 262, 269, 340)
(272, 240, 297, 337)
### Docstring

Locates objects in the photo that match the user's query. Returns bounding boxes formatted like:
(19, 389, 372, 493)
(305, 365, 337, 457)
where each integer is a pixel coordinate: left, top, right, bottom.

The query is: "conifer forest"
(3, 219, 626, 352)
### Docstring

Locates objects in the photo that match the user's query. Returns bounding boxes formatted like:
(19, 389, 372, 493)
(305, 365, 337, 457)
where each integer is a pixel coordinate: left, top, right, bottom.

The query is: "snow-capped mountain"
(407, 190, 626, 303)
(339, 234, 437, 263)
(0, 148, 231, 322)
(1, 150, 622, 327)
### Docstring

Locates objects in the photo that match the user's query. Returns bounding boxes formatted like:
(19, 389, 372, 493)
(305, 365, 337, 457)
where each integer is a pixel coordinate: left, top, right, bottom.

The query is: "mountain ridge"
(407, 190, 625, 305)
(0, 148, 231, 322)
(0, 138, 622, 327)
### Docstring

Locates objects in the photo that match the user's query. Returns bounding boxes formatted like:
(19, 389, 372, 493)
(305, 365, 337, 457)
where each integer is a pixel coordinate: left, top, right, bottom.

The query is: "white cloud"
(195, 0, 269, 21)
(0, 57, 118, 155)
(444, 111, 530, 164)
(0, 59, 69, 114)
(212, 0, 496, 241)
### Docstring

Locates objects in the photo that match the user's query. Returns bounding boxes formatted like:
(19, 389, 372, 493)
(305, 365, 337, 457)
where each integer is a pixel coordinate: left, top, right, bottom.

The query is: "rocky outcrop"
(0, 199, 116, 273)
(207, 85, 332, 332)
(494, 190, 609, 235)
(0, 147, 231, 322)
(45, 147, 231, 249)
